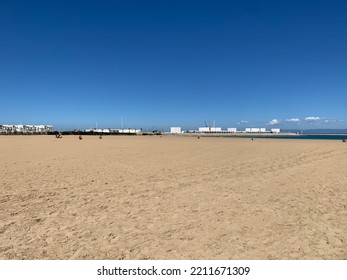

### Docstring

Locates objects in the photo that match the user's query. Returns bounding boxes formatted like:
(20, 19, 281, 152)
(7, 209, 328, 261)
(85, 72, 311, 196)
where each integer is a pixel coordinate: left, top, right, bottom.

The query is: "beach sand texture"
(1, 135, 346, 259)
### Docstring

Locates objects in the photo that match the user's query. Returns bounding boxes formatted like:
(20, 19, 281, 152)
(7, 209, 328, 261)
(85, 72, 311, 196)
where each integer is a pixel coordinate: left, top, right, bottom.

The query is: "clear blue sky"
(1, 0, 346, 130)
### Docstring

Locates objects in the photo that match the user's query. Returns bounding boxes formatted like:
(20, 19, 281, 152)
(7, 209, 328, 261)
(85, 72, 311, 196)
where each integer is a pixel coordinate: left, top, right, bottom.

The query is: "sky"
(1, 0, 346, 131)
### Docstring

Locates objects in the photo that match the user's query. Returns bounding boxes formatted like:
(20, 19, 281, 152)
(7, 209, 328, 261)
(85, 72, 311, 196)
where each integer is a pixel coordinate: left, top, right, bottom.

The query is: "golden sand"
(0, 135, 346, 259)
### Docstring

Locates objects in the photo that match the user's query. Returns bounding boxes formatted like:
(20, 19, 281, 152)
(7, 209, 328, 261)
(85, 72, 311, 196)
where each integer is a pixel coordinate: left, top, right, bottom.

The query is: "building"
(199, 127, 210, 132)
(271, 128, 281, 133)
(0, 124, 53, 134)
(210, 127, 222, 132)
(118, 128, 141, 133)
(85, 128, 141, 134)
(170, 127, 182, 134)
(109, 128, 141, 134)
(227, 128, 237, 133)
(198, 127, 222, 132)
(245, 128, 269, 133)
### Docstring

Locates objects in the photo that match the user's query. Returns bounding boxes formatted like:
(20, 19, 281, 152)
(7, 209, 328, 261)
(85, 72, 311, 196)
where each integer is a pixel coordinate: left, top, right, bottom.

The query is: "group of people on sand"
(78, 135, 103, 140)
(55, 133, 103, 140)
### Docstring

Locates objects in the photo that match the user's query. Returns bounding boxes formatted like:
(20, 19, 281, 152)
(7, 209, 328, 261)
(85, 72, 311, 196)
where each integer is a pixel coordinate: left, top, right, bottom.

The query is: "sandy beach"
(0, 135, 346, 259)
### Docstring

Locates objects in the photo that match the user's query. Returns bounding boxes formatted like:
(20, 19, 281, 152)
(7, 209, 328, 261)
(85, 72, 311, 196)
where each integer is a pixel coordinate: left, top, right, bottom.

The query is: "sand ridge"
(0, 135, 346, 259)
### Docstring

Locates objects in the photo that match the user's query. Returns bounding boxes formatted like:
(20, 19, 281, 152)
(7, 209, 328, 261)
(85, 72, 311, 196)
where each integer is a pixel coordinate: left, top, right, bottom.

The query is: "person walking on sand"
(79, 135, 82, 140)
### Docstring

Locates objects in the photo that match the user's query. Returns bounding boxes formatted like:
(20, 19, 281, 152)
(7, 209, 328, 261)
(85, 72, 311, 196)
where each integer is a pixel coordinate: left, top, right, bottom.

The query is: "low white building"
(227, 128, 237, 133)
(86, 128, 141, 134)
(117, 128, 141, 133)
(271, 128, 281, 133)
(199, 127, 222, 132)
(199, 127, 210, 132)
(210, 127, 222, 132)
(35, 125, 47, 132)
(14, 125, 24, 132)
(245, 128, 268, 133)
(0, 124, 53, 134)
(170, 127, 182, 134)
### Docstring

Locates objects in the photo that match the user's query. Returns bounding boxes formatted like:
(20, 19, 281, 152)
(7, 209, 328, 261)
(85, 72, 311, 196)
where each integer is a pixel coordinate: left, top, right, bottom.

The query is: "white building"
(86, 128, 141, 134)
(14, 125, 24, 132)
(245, 128, 268, 133)
(199, 127, 210, 132)
(227, 128, 237, 133)
(198, 127, 222, 132)
(271, 128, 281, 133)
(117, 128, 141, 133)
(210, 127, 222, 132)
(170, 127, 182, 134)
(0, 124, 53, 134)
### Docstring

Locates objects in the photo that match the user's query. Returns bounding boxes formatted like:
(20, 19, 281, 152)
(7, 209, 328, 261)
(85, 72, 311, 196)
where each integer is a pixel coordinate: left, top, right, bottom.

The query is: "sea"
(241, 134, 347, 141)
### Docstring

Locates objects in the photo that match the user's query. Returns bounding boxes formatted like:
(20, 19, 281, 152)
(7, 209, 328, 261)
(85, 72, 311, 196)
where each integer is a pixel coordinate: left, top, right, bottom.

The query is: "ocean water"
(242, 134, 347, 141)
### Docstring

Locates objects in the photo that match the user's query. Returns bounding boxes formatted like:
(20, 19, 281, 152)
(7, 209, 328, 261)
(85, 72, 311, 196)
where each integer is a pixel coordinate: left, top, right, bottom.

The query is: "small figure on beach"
(79, 135, 82, 140)
(56, 133, 62, 138)
(197, 136, 200, 139)
(99, 135, 102, 139)
(251, 138, 254, 141)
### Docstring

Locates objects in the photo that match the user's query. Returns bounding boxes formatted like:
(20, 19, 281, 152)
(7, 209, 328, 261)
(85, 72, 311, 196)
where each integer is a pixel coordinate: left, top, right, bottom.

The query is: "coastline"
(167, 133, 347, 140)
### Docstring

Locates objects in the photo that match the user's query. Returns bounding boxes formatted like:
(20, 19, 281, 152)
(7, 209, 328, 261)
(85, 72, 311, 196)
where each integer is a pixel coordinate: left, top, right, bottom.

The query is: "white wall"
(210, 127, 222, 132)
(170, 127, 182, 133)
(199, 127, 210, 132)
(199, 127, 222, 132)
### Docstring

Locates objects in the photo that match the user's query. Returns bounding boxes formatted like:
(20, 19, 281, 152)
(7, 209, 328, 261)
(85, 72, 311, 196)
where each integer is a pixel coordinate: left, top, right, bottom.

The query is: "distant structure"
(245, 128, 267, 133)
(84, 128, 141, 134)
(169, 126, 282, 134)
(198, 127, 209, 132)
(85, 128, 110, 134)
(198, 127, 222, 132)
(0, 124, 53, 134)
(114, 128, 141, 134)
(170, 127, 182, 134)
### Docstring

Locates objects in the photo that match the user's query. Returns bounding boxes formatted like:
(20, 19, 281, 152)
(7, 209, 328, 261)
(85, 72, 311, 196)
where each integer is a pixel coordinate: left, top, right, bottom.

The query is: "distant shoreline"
(1, 133, 347, 140)
(168, 133, 347, 140)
